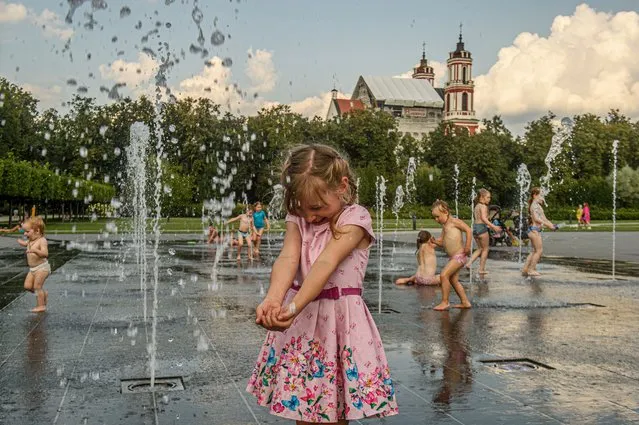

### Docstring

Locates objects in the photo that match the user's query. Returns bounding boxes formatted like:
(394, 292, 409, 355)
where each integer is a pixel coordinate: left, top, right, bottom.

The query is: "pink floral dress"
(246, 204, 398, 422)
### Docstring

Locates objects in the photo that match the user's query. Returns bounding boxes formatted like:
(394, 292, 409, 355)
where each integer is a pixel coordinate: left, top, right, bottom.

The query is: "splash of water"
(390, 185, 404, 267)
(612, 140, 619, 280)
(540, 117, 573, 198)
(469, 177, 476, 285)
(453, 164, 460, 217)
(375, 176, 386, 314)
(516, 163, 532, 263)
(126, 122, 150, 322)
(405, 157, 417, 203)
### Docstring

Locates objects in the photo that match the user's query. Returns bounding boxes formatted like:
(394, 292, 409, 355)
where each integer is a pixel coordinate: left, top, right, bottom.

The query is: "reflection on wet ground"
(0, 235, 638, 424)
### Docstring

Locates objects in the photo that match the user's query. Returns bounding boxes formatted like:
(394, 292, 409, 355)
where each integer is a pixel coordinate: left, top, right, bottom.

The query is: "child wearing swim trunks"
(431, 200, 472, 311)
(251, 202, 270, 255)
(18, 216, 51, 313)
(225, 206, 254, 261)
(395, 230, 441, 286)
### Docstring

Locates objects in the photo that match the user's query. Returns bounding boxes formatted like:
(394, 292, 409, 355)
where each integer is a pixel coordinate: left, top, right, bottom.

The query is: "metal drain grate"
(121, 376, 185, 394)
(479, 358, 554, 372)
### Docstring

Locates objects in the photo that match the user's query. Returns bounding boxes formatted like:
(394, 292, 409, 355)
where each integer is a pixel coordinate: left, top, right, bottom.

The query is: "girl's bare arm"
(454, 218, 473, 253)
(480, 206, 499, 231)
(225, 215, 240, 225)
(17, 239, 27, 247)
(265, 221, 302, 303)
(287, 225, 366, 315)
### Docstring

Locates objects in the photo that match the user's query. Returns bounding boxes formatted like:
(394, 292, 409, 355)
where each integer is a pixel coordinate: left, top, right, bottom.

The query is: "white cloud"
(289, 91, 350, 119)
(0, 1, 27, 22)
(246, 48, 277, 93)
(99, 52, 158, 88)
(394, 60, 447, 88)
(475, 4, 639, 126)
(30, 8, 73, 40)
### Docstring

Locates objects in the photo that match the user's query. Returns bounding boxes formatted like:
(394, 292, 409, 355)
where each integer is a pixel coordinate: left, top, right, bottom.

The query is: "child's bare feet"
(521, 269, 528, 276)
(236, 255, 241, 261)
(453, 302, 472, 309)
(478, 270, 489, 275)
(433, 302, 450, 311)
(31, 306, 46, 313)
(527, 271, 541, 277)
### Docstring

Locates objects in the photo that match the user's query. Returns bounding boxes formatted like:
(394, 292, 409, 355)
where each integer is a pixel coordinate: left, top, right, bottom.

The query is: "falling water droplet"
(44, 132, 51, 140)
(192, 6, 203, 24)
(114, 147, 121, 156)
(111, 36, 118, 43)
(221, 57, 233, 67)
(77, 86, 88, 94)
(168, 124, 176, 132)
(168, 248, 176, 255)
(79, 146, 88, 158)
(135, 20, 142, 29)
(210, 30, 225, 46)
(41, 148, 47, 157)
(167, 268, 173, 276)
(99, 125, 108, 136)
(120, 6, 131, 18)
(66, 78, 77, 86)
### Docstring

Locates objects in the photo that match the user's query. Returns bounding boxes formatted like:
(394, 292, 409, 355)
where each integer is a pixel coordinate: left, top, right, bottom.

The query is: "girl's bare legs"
(236, 235, 243, 261)
(466, 236, 481, 269)
(450, 269, 472, 309)
(522, 231, 542, 276)
(31, 271, 49, 312)
(24, 273, 35, 294)
(477, 232, 490, 273)
(435, 260, 470, 310)
(395, 274, 416, 285)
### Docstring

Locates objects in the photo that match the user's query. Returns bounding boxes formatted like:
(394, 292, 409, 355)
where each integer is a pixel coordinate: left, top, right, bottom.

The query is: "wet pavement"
(1, 233, 638, 424)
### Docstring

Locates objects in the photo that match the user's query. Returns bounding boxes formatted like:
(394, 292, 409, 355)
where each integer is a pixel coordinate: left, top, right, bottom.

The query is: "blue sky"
(1, 0, 639, 129)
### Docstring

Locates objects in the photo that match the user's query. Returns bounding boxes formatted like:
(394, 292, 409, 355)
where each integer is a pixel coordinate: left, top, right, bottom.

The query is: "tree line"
(1, 76, 638, 221)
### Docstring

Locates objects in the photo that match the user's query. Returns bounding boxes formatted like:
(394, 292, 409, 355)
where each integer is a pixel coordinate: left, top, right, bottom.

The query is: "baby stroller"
(487, 205, 513, 247)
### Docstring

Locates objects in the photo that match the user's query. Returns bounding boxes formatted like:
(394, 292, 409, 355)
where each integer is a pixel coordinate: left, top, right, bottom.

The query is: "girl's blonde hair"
(474, 188, 490, 205)
(431, 199, 450, 215)
(281, 144, 357, 217)
(25, 216, 45, 235)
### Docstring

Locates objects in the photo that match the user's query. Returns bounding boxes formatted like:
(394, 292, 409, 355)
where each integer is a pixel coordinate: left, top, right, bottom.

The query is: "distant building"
(328, 29, 479, 137)
(326, 93, 365, 120)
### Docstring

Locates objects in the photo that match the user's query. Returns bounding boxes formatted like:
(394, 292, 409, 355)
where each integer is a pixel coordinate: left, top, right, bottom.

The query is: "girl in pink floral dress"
(246, 144, 398, 423)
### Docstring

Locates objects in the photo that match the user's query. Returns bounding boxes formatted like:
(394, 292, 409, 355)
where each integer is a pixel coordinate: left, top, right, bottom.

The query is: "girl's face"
(481, 192, 491, 204)
(431, 207, 448, 225)
(255, 204, 262, 212)
(299, 178, 348, 225)
(23, 224, 39, 241)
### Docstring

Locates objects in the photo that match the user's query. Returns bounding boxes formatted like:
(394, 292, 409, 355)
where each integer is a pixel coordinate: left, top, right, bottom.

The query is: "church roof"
(360, 76, 444, 108)
(334, 98, 365, 114)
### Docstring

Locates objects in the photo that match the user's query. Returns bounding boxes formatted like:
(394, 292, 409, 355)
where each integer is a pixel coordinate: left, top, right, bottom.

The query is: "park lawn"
(4, 218, 638, 234)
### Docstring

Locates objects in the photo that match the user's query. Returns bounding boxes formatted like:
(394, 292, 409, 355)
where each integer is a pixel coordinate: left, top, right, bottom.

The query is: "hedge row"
(0, 156, 115, 203)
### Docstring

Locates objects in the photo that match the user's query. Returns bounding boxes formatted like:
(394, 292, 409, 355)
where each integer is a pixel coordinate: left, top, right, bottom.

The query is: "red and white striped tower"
(443, 24, 479, 135)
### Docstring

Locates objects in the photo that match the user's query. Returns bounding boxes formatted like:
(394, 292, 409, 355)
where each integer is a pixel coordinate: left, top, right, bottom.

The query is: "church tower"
(443, 25, 479, 135)
(412, 42, 435, 86)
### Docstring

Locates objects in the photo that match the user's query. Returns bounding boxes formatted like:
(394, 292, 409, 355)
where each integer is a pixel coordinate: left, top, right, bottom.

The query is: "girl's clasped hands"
(255, 296, 297, 332)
